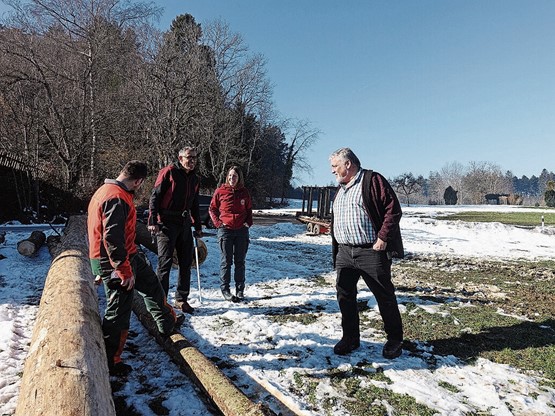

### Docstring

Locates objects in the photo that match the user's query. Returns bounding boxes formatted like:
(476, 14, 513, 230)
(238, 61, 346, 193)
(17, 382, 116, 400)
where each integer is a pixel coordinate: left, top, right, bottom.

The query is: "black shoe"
(109, 362, 132, 377)
(333, 336, 360, 355)
(175, 300, 195, 314)
(382, 340, 403, 359)
(174, 313, 186, 329)
(222, 290, 233, 301)
(235, 290, 244, 300)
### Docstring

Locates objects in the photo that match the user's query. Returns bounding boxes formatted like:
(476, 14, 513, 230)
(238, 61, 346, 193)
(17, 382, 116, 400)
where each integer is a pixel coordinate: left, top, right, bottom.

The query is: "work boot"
(222, 289, 233, 301)
(333, 336, 360, 355)
(109, 362, 132, 377)
(382, 339, 403, 359)
(235, 290, 244, 301)
(174, 300, 195, 314)
(174, 313, 186, 329)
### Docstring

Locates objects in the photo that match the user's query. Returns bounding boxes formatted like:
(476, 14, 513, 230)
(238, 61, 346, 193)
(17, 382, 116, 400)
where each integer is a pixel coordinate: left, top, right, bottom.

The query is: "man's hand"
(373, 237, 388, 251)
(110, 270, 135, 291)
(147, 224, 159, 234)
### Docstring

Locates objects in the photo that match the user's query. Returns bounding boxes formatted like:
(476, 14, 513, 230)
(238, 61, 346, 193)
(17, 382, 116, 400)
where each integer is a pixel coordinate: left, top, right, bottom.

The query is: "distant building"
(484, 193, 510, 205)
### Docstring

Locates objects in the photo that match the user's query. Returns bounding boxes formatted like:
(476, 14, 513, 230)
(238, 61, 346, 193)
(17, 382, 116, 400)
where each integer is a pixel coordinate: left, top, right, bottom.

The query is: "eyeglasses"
(181, 155, 197, 160)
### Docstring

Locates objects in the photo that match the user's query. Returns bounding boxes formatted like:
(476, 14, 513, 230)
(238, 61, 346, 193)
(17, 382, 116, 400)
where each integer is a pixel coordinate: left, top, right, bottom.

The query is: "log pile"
(17, 230, 46, 256)
(16, 216, 115, 416)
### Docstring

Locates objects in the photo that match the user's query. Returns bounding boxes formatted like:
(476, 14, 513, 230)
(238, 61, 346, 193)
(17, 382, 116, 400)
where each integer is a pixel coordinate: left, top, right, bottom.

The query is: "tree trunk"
(17, 230, 46, 256)
(16, 216, 115, 416)
(132, 294, 273, 416)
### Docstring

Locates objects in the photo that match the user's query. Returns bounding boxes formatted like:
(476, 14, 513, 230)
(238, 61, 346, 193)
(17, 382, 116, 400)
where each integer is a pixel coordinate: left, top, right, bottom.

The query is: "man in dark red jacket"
(88, 160, 181, 376)
(330, 148, 404, 359)
(148, 147, 203, 314)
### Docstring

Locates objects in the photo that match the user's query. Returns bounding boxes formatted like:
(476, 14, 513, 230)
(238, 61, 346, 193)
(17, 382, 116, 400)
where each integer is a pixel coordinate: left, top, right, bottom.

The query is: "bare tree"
(462, 161, 507, 204)
(278, 118, 319, 203)
(392, 172, 425, 206)
(0, 0, 159, 190)
(201, 19, 275, 183)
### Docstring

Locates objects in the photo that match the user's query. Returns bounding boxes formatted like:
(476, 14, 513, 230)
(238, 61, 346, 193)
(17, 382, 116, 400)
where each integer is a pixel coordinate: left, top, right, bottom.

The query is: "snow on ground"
(0, 203, 554, 415)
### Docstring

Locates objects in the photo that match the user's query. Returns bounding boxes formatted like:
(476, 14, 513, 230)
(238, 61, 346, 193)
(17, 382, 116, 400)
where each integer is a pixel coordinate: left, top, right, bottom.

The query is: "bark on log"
(46, 234, 62, 258)
(132, 295, 274, 416)
(135, 220, 207, 267)
(16, 215, 115, 416)
(17, 230, 46, 257)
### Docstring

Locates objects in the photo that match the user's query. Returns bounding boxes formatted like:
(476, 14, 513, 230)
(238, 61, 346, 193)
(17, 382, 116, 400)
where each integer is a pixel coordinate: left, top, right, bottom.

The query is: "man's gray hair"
(330, 147, 361, 169)
(178, 146, 196, 156)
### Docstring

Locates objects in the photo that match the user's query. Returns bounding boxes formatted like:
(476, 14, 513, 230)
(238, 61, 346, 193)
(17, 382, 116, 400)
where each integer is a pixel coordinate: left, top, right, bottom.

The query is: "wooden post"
(16, 216, 115, 416)
(17, 230, 46, 256)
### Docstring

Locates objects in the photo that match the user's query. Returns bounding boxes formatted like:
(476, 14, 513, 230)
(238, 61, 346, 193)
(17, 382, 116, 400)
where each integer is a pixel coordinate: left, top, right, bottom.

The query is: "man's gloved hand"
(193, 229, 203, 238)
(108, 270, 135, 291)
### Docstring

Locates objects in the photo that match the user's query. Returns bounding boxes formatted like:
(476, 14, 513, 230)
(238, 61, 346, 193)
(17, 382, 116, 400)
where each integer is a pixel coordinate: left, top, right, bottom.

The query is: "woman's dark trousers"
(218, 226, 249, 293)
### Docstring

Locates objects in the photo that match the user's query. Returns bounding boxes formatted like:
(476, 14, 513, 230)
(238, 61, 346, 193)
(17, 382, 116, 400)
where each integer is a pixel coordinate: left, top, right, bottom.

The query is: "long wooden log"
(17, 230, 46, 256)
(16, 215, 115, 416)
(132, 295, 274, 416)
(135, 220, 207, 267)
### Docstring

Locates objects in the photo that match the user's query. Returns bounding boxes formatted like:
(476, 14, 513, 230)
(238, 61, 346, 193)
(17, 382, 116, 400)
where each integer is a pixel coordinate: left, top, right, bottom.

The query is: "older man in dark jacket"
(330, 147, 404, 359)
(148, 146, 203, 314)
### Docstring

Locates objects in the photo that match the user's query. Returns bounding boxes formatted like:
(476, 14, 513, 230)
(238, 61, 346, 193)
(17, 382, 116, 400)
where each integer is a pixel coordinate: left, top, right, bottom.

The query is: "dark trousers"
(102, 253, 176, 367)
(156, 218, 193, 302)
(217, 226, 249, 292)
(335, 245, 403, 342)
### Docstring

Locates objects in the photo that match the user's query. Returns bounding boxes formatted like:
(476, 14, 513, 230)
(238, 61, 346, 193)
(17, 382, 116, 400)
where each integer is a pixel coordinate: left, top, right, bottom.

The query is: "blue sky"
(2, 1, 554, 186)
(155, 0, 555, 186)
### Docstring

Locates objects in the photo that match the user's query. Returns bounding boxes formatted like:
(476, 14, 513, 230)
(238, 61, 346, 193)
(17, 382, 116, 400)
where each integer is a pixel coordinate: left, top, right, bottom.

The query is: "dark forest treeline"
(0, 1, 317, 212)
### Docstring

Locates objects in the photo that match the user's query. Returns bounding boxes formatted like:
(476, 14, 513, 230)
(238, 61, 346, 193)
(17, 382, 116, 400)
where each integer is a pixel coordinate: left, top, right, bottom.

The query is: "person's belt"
(340, 242, 373, 248)
(160, 209, 189, 218)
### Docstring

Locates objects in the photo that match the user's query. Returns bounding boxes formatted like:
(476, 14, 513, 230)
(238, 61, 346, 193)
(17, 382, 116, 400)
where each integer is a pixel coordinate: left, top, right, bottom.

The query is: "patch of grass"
(310, 274, 330, 287)
(326, 364, 436, 415)
(342, 383, 437, 416)
(397, 259, 555, 381)
(292, 372, 319, 406)
(438, 380, 461, 393)
(268, 312, 318, 325)
(328, 365, 392, 384)
(436, 210, 555, 226)
(211, 316, 235, 330)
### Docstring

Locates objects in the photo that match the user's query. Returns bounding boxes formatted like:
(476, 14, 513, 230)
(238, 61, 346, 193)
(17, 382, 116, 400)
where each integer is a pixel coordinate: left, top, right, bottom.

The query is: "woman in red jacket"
(209, 166, 253, 301)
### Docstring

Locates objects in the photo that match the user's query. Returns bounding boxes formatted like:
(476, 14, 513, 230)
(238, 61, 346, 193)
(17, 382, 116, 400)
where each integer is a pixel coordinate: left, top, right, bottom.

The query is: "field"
(1, 206, 555, 415)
